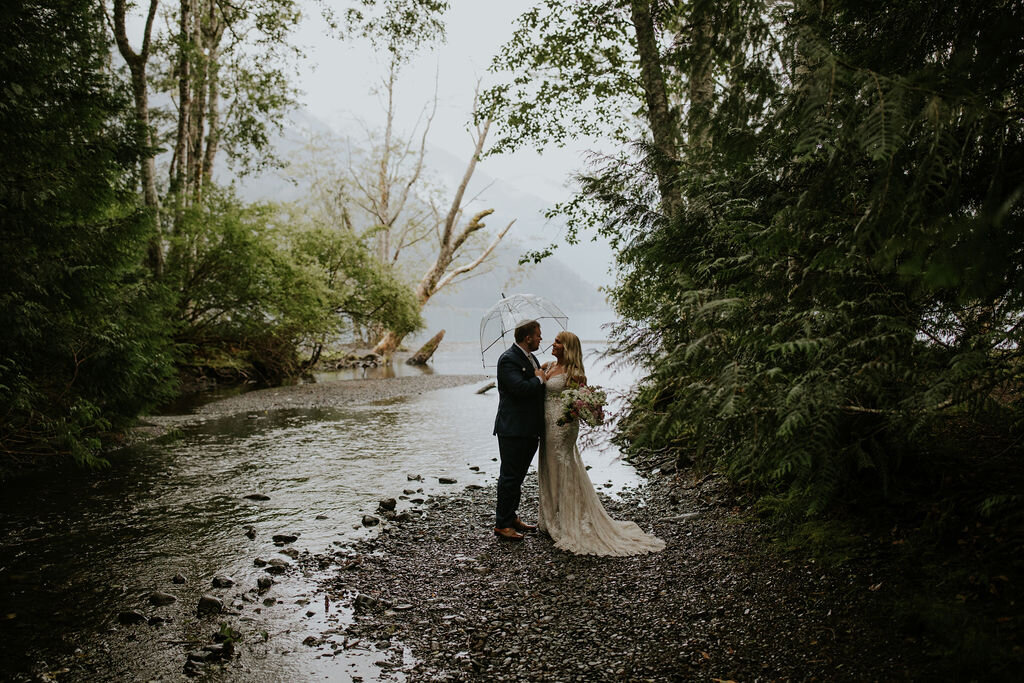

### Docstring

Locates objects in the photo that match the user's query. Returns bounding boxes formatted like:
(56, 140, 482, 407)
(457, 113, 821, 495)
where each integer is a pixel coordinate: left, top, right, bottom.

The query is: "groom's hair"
(514, 320, 540, 342)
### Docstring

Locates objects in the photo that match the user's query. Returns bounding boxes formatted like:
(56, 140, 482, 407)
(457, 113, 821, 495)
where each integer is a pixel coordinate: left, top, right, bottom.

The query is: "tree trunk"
(111, 0, 163, 276)
(188, 5, 205, 200)
(406, 329, 445, 365)
(201, 41, 221, 191)
(370, 110, 513, 358)
(629, 0, 680, 216)
(373, 329, 403, 358)
(686, 11, 716, 153)
(171, 0, 192, 203)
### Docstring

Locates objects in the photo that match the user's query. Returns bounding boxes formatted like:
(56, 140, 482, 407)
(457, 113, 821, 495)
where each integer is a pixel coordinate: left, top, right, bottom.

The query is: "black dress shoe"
(511, 518, 537, 532)
(494, 527, 524, 540)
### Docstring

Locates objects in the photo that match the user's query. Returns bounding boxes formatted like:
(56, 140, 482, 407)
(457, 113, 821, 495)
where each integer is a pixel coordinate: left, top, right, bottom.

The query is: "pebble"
(196, 595, 222, 616)
(264, 558, 290, 574)
(117, 610, 147, 625)
(272, 533, 299, 544)
(148, 591, 177, 606)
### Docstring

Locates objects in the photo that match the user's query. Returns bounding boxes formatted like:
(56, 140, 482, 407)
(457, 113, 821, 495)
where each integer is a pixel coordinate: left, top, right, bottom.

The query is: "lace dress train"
(537, 374, 665, 556)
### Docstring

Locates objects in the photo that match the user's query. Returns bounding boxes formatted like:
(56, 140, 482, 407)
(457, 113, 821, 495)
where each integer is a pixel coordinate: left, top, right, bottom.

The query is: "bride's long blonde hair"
(557, 331, 586, 387)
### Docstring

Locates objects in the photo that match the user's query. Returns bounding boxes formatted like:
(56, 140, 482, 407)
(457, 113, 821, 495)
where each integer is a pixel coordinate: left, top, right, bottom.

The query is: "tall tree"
(109, 0, 163, 275)
(290, 63, 513, 356)
(483, 0, 761, 240)
(370, 91, 515, 356)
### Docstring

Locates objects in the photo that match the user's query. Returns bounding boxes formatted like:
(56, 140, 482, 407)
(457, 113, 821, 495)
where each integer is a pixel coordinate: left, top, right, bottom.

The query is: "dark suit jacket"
(493, 344, 545, 438)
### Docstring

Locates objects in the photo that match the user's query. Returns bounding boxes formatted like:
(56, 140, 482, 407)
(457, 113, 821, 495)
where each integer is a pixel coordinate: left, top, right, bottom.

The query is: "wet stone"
(149, 591, 177, 606)
(257, 576, 273, 591)
(117, 610, 147, 625)
(362, 515, 380, 527)
(211, 576, 235, 588)
(378, 498, 397, 512)
(197, 595, 223, 616)
(265, 558, 290, 574)
(171, 573, 187, 584)
(272, 533, 299, 544)
(438, 477, 458, 484)
(243, 493, 270, 501)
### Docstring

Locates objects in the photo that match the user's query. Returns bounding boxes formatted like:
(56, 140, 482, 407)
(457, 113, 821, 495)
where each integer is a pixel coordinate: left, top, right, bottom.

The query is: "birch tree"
(109, 0, 163, 275)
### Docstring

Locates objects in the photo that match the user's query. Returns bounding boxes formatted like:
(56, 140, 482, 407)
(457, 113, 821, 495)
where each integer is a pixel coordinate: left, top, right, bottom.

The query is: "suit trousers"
(495, 435, 539, 528)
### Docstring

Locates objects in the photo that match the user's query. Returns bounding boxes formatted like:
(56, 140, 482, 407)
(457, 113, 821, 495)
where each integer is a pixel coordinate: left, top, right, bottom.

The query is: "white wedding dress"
(537, 374, 665, 556)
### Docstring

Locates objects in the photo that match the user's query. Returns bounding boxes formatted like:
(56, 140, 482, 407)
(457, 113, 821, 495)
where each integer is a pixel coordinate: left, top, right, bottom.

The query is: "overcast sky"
(292, 0, 593, 204)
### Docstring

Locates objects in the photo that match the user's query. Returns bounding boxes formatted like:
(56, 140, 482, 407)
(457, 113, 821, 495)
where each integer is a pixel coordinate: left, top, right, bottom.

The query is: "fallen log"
(406, 329, 445, 365)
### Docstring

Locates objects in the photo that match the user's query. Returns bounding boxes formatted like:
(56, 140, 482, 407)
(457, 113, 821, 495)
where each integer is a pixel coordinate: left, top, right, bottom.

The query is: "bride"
(538, 331, 665, 556)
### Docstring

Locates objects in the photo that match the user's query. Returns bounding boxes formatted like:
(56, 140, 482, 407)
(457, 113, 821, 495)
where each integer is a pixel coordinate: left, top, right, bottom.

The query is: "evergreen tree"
(0, 0, 176, 467)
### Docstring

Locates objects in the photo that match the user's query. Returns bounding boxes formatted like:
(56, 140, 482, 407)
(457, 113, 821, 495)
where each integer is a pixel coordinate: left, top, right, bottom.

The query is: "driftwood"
(406, 329, 445, 365)
(475, 381, 496, 394)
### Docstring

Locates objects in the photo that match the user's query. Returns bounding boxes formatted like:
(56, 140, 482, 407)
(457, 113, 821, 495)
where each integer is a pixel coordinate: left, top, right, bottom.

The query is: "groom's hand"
(535, 368, 546, 380)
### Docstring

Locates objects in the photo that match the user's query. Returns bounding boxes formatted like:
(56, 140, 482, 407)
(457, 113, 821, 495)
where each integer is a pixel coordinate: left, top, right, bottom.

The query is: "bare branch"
(440, 116, 491, 249)
(434, 219, 516, 293)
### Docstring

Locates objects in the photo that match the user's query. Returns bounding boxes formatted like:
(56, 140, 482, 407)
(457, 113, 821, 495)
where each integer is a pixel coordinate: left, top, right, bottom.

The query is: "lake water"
(0, 340, 648, 681)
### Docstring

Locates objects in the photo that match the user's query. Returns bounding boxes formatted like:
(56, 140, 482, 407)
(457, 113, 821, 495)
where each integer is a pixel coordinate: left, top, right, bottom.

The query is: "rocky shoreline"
(316, 472, 938, 681)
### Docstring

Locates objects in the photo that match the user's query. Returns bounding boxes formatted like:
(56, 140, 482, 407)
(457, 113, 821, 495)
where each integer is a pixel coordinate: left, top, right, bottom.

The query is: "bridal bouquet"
(557, 385, 608, 427)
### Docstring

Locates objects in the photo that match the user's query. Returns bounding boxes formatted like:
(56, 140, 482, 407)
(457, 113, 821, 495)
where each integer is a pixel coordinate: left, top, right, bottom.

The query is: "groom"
(493, 320, 546, 540)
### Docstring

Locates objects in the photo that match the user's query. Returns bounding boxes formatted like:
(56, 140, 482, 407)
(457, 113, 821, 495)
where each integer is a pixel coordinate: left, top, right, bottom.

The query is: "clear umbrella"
(479, 293, 569, 367)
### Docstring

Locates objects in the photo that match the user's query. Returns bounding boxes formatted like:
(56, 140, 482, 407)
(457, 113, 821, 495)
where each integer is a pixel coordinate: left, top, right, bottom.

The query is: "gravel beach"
(139, 374, 489, 431)
(319, 472, 936, 681)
